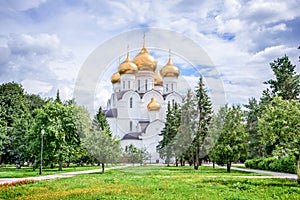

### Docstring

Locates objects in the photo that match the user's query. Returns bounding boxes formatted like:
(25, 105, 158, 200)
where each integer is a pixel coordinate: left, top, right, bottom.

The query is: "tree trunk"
(101, 162, 105, 174)
(58, 160, 62, 171)
(194, 148, 199, 170)
(166, 156, 170, 167)
(213, 161, 215, 169)
(227, 161, 231, 173)
(295, 156, 300, 184)
(175, 158, 178, 167)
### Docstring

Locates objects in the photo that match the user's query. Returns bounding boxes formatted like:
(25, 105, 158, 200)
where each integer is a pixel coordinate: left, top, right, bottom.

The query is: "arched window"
(129, 121, 133, 132)
(138, 80, 141, 91)
(171, 83, 174, 91)
(145, 79, 148, 91)
(123, 81, 125, 89)
(172, 99, 175, 107)
(166, 84, 168, 92)
(129, 97, 133, 108)
(128, 81, 130, 89)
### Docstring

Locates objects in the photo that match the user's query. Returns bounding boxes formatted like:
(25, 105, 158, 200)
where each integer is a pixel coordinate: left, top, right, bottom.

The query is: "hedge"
(244, 156, 296, 174)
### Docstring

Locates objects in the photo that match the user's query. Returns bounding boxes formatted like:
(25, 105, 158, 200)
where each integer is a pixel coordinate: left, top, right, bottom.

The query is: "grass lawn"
(0, 164, 116, 178)
(1, 165, 299, 200)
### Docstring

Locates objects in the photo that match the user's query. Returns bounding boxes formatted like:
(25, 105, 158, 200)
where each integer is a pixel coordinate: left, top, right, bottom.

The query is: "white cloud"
(0, 33, 76, 100)
(0, 0, 46, 12)
(21, 79, 52, 95)
(0, 0, 299, 108)
(7, 33, 60, 55)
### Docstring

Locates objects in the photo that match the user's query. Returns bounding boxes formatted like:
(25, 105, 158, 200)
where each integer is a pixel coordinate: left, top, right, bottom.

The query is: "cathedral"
(105, 43, 183, 162)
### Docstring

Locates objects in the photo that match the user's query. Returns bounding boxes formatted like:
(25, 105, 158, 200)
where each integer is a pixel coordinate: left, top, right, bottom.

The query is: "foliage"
(123, 144, 149, 165)
(92, 106, 111, 136)
(0, 82, 32, 164)
(244, 98, 264, 158)
(245, 156, 296, 174)
(25, 94, 46, 112)
(28, 101, 82, 170)
(81, 106, 121, 173)
(172, 89, 196, 166)
(83, 128, 121, 174)
(157, 102, 179, 166)
(211, 105, 247, 172)
(263, 55, 300, 100)
(258, 96, 300, 182)
(192, 77, 213, 170)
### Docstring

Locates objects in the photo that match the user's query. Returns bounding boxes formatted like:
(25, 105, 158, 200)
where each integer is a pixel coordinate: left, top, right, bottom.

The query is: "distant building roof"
(105, 108, 118, 118)
(122, 132, 142, 140)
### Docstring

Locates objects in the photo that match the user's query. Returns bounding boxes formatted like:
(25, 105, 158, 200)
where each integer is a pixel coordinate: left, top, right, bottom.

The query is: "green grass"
(1, 165, 299, 199)
(0, 164, 116, 178)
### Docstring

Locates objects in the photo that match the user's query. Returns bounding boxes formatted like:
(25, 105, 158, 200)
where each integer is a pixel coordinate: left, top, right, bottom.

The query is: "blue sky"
(0, 0, 299, 112)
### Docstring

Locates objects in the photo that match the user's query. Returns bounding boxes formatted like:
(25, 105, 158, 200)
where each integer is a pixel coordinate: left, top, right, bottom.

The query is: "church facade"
(105, 44, 183, 162)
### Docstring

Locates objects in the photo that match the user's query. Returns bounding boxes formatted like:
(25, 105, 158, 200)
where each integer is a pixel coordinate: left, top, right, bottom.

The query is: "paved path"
(216, 166, 297, 180)
(0, 165, 130, 185)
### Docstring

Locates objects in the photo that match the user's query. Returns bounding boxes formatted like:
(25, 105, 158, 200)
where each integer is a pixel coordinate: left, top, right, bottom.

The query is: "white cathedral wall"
(120, 74, 135, 91)
(107, 118, 117, 138)
(135, 71, 154, 92)
(163, 77, 178, 93)
(165, 93, 183, 106)
(141, 120, 164, 162)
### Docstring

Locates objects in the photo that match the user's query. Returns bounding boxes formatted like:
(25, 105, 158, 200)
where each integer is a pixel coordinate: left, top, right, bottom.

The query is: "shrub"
(244, 156, 296, 174)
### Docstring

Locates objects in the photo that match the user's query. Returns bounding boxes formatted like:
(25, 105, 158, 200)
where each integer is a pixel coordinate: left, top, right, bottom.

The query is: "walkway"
(229, 167, 298, 180)
(0, 165, 129, 185)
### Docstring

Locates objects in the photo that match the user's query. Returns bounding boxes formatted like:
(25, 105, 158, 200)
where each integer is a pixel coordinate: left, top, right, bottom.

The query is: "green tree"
(263, 55, 300, 100)
(172, 90, 196, 166)
(55, 90, 62, 104)
(244, 98, 264, 158)
(0, 82, 31, 164)
(192, 77, 213, 170)
(124, 144, 148, 166)
(25, 94, 46, 112)
(157, 102, 177, 166)
(92, 106, 111, 136)
(171, 103, 182, 166)
(212, 105, 247, 173)
(0, 106, 7, 157)
(83, 128, 121, 174)
(206, 108, 227, 168)
(82, 106, 121, 173)
(258, 96, 300, 183)
(259, 56, 300, 156)
(29, 101, 82, 170)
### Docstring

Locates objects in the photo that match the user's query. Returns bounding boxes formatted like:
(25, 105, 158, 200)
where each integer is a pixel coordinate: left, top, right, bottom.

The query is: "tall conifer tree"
(193, 77, 213, 170)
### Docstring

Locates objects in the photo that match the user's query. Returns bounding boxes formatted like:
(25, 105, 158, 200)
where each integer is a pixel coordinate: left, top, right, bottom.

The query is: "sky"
(0, 0, 299, 113)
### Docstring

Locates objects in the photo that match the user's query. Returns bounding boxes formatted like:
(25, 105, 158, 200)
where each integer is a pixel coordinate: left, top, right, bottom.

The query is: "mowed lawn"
(1, 165, 300, 200)
(0, 165, 115, 178)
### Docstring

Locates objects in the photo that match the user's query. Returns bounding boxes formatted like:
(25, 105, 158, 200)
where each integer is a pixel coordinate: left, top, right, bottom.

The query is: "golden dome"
(118, 53, 138, 75)
(111, 72, 120, 84)
(154, 69, 163, 86)
(147, 97, 161, 111)
(133, 47, 157, 71)
(160, 57, 180, 78)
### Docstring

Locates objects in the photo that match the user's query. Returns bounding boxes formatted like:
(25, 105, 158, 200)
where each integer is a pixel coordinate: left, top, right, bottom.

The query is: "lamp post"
(40, 129, 44, 175)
